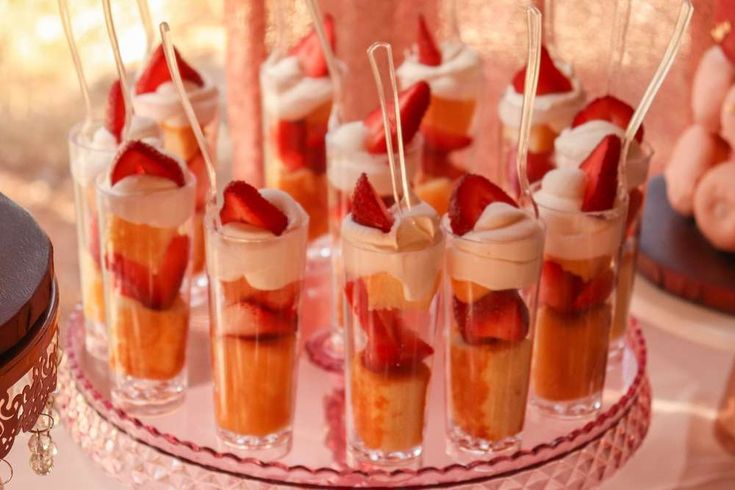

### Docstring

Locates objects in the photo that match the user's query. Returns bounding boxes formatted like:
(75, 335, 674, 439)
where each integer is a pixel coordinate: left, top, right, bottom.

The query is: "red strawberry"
(135, 44, 204, 95)
(110, 140, 186, 187)
(573, 267, 614, 311)
(453, 290, 529, 343)
(305, 121, 328, 174)
(361, 309, 434, 372)
(350, 173, 394, 232)
(364, 81, 431, 154)
(714, 1, 735, 63)
(539, 260, 583, 313)
(421, 125, 473, 152)
(579, 134, 621, 212)
(421, 148, 466, 180)
(107, 235, 190, 310)
(417, 14, 441, 66)
(289, 13, 336, 78)
(222, 301, 296, 338)
(512, 45, 573, 95)
(187, 151, 209, 211)
(572, 95, 644, 143)
(625, 188, 644, 236)
(105, 79, 125, 143)
(219, 180, 289, 235)
(527, 151, 555, 184)
(448, 174, 518, 235)
(274, 120, 308, 172)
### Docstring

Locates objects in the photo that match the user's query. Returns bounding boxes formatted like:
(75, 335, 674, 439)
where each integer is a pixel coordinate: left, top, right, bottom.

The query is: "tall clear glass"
(341, 227, 444, 464)
(205, 197, 308, 456)
(97, 171, 196, 415)
(532, 196, 626, 417)
(68, 122, 116, 360)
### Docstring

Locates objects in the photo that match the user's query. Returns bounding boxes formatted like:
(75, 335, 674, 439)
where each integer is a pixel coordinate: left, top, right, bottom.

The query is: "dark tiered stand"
(638, 176, 735, 315)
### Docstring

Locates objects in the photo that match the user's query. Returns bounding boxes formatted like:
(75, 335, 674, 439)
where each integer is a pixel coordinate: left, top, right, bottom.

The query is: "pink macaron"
(691, 45, 735, 132)
(693, 161, 735, 252)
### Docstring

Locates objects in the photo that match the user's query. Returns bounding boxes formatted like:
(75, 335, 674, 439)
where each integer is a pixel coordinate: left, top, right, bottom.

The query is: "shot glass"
(532, 196, 626, 417)
(341, 227, 444, 464)
(205, 196, 308, 455)
(609, 145, 653, 356)
(97, 170, 196, 415)
(443, 211, 543, 454)
(68, 122, 116, 360)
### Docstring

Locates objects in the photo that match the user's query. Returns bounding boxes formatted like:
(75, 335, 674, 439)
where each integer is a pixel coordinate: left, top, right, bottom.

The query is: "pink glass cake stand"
(57, 297, 650, 488)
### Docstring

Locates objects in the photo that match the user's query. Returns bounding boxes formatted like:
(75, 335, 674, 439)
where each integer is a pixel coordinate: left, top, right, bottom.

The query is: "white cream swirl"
(554, 120, 649, 190)
(397, 41, 482, 100)
(341, 202, 444, 301)
(326, 121, 421, 195)
(207, 189, 309, 291)
(260, 54, 334, 121)
(498, 59, 585, 132)
(133, 77, 219, 128)
(446, 203, 544, 290)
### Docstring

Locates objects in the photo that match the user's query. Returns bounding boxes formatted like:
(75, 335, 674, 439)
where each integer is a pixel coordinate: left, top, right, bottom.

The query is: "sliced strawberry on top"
(714, 0, 735, 63)
(448, 174, 518, 235)
(289, 13, 336, 78)
(110, 140, 186, 187)
(579, 134, 621, 212)
(573, 266, 614, 311)
(219, 181, 289, 235)
(453, 290, 529, 343)
(105, 79, 125, 143)
(135, 44, 204, 95)
(417, 14, 442, 66)
(363, 81, 431, 154)
(539, 260, 583, 313)
(421, 125, 473, 152)
(512, 45, 573, 95)
(572, 95, 644, 143)
(350, 173, 394, 232)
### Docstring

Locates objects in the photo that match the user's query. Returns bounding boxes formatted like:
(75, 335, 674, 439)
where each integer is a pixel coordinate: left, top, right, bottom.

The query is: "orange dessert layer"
(363, 272, 440, 311)
(80, 251, 105, 324)
(414, 177, 454, 216)
(422, 96, 476, 136)
(449, 331, 532, 441)
(533, 304, 611, 402)
(108, 294, 189, 380)
(350, 357, 430, 453)
(502, 123, 557, 154)
(161, 123, 200, 162)
(191, 212, 205, 275)
(212, 333, 297, 437)
(106, 215, 179, 269)
(277, 169, 327, 239)
(611, 247, 636, 340)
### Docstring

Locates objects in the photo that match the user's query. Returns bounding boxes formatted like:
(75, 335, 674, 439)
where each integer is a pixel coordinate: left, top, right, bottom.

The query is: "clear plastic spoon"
(58, 0, 93, 136)
(102, 0, 134, 140)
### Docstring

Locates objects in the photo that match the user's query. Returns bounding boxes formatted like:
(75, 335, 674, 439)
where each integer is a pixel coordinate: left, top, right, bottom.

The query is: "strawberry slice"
(363, 81, 431, 154)
(350, 173, 394, 232)
(417, 14, 441, 66)
(360, 308, 434, 372)
(219, 181, 289, 235)
(110, 140, 186, 187)
(274, 120, 308, 172)
(421, 148, 466, 180)
(222, 301, 296, 338)
(579, 134, 621, 212)
(448, 174, 518, 235)
(289, 13, 336, 78)
(539, 260, 583, 313)
(421, 125, 473, 152)
(512, 45, 573, 95)
(107, 235, 190, 310)
(105, 79, 125, 143)
(572, 95, 644, 143)
(573, 267, 614, 311)
(453, 290, 529, 343)
(714, 0, 735, 64)
(135, 44, 204, 95)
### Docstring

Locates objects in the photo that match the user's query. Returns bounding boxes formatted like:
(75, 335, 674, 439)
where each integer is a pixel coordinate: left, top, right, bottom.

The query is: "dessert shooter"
(397, 15, 483, 215)
(69, 81, 159, 359)
(261, 14, 336, 241)
(97, 140, 195, 413)
(133, 44, 219, 279)
(342, 174, 444, 463)
(206, 181, 308, 453)
(532, 134, 626, 416)
(554, 96, 651, 353)
(444, 174, 543, 453)
(498, 46, 585, 195)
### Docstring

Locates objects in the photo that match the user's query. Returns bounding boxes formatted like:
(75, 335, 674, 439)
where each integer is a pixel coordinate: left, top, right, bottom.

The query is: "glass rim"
(530, 182, 627, 220)
(68, 120, 118, 153)
(95, 167, 196, 199)
(204, 199, 309, 244)
(341, 221, 445, 256)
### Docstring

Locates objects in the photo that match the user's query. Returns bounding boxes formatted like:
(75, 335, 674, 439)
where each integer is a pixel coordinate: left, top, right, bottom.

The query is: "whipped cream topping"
(397, 41, 482, 100)
(98, 157, 195, 229)
(71, 117, 161, 186)
(554, 120, 649, 190)
(534, 168, 624, 260)
(341, 202, 444, 302)
(133, 77, 219, 128)
(498, 58, 585, 132)
(207, 189, 309, 291)
(326, 121, 420, 195)
(260, 54, 334, 121)
(446, 202, 544, 290)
